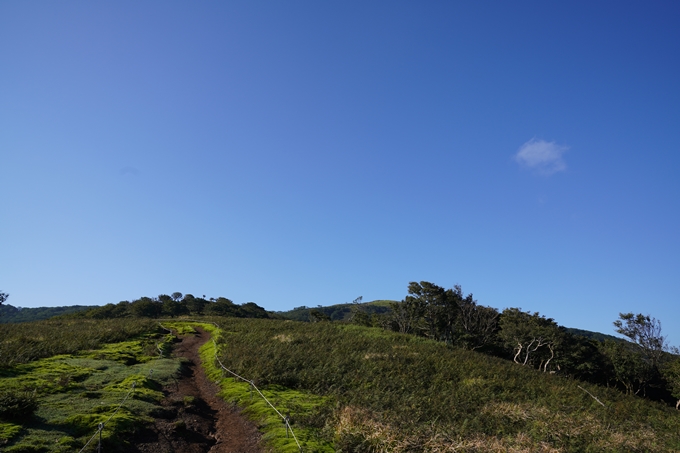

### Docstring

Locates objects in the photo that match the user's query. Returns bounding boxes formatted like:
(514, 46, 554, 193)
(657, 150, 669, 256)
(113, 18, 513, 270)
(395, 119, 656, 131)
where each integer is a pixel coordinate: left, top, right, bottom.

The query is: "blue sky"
(1, 2, 678, 345)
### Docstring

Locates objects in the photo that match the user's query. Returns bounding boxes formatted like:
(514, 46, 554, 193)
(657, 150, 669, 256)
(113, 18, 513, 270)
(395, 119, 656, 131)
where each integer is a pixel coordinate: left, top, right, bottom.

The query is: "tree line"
(347, 281, 680, 409)
(70, 292, 271, 320)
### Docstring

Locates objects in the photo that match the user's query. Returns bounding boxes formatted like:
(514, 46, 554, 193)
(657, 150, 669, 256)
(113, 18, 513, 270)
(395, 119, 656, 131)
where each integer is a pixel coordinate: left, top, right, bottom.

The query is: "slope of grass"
(0, 318, 156, 366)
(211, 318, 680, 453)
(162, 320, 335, 453)
(0, 323, 179, 452)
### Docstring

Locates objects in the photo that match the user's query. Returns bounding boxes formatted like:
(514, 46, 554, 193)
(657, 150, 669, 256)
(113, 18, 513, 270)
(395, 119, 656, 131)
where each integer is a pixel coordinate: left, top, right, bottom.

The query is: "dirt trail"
(131, 328, 263, 453)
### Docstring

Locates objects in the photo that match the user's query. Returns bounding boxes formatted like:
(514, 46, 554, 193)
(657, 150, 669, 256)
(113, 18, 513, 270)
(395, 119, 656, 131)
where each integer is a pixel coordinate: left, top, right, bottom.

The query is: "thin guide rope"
(211, 338, 303, 452)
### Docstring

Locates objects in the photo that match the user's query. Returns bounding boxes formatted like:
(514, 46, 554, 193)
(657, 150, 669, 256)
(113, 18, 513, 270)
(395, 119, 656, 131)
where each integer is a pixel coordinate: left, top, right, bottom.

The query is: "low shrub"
(0, 390, 38, 421)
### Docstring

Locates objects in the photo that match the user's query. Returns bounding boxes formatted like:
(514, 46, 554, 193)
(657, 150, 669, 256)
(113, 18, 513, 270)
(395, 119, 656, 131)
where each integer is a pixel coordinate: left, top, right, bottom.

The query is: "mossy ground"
(0, 331, 181, 452)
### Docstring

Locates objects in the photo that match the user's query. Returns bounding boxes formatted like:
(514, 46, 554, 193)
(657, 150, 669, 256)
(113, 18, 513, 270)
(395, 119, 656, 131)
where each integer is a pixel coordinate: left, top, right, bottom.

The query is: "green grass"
(0, 324, 181, 452)
(207, 318, 680, 453)
(4, 317, 679, 452)
(162, 320, 336, 453)
(0, 318, 157, 367)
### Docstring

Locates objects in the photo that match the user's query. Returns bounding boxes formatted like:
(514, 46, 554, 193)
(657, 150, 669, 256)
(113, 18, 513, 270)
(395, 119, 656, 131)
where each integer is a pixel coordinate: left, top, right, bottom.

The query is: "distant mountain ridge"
(565, 327, 623, 343)
(277, 299, 395, 322)
(0, 304, 95, 323)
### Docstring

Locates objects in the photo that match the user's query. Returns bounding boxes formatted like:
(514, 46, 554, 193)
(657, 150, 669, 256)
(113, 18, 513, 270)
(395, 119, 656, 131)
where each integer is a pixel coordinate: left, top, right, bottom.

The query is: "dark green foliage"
(660, 357, 680, 409)
(235, 301, 271, 318)
(600, 339, 655, 395)
(309, 309, 331, 322)
(130, 297, 162, 318)
(0, 390, 38, 421)
(204, 297, 237, 316)
(614, 312, 667, 367)
(566, 327, 623, 343)
(388, 282, 500, 352)
(67, 293, 272, 320)
(279, 301, 393, 322)
(554, 333, 610, 383)
(498, 308, 562, 370)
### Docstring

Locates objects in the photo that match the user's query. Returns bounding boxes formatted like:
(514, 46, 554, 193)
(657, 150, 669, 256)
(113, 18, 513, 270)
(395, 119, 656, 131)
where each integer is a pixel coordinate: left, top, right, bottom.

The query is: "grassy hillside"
(212, 318, 680, 453)
(2, 316, 679, 452)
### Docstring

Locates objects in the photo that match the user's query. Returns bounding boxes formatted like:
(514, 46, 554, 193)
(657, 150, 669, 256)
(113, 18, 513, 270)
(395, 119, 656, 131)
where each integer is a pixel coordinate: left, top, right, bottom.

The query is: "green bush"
(0, 390, 38, 421)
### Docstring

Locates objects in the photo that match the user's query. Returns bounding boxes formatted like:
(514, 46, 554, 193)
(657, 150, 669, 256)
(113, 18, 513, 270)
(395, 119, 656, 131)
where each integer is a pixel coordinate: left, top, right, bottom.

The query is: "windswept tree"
(457, 296, 499, 350)
(499, 308, 562, 372)
(309, 309, 331, 322)
(130, 297, 162, 318)
(600, 339, 653, 395)
(161, 295, 187, 318)
(349, 296, 373, 326)
(391, 282, 494, 347)
(406, 281, 447, 339)
(614, 313, 667, 368)
(661, 354, 680, 409)
(390, 297, 423, 334)
(182, 294, 206, 315)
(204, 297, 237, 316)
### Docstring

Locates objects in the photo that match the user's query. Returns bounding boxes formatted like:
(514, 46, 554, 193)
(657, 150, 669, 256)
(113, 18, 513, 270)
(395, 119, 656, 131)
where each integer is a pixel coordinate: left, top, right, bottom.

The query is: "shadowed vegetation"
(0, 320, 180, 452)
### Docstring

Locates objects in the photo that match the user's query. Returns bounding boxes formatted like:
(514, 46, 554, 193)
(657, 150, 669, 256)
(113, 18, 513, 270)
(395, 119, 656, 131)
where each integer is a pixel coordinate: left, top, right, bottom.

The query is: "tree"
(457, 296, 499, 350)
(498, 308, 562, 372)
(309, 309, 331, 322)
(130, 297, 162, 318)
(171, 292, 183, 302)
(600, 339, 653, 395)
(555, 333, 609, 383)
(660, 353, 680, 409)
(162, 298, 186, 318)
(204, 297, 238, 316)
(405, 281, 451, 340)
(183, 294, 206, 315)
(349, 296, 373, 326)
(0, 291, 8, 306)
(614, 313, 667, 368)
(390, 297, 424, 335)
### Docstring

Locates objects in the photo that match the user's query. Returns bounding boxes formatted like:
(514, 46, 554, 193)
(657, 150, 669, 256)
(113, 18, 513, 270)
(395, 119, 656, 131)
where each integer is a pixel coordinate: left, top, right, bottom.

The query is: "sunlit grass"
(0, 321, 181, 452)
(207, 318, 680, 453)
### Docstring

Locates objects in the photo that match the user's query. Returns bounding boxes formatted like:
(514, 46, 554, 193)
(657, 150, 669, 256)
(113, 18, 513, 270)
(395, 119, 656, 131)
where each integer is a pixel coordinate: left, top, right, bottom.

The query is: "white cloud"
(514, 138, 568, 175)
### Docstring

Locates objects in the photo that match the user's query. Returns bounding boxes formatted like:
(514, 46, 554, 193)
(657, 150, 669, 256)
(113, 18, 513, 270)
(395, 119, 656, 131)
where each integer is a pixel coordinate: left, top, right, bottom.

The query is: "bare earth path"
(131, 328, 263, 453)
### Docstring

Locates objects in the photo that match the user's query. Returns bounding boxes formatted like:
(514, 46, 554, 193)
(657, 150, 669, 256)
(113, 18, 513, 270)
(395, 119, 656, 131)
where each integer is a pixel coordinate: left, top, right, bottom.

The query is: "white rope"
(158, 322, 173, 333)
(78, 320, 302, 451)
(76, 382, 136, 453)
(211, 338, 303, 452)
(578, 385, 607, 408)
(78, 324, 172, 452)
(77, 428, 100, 453)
